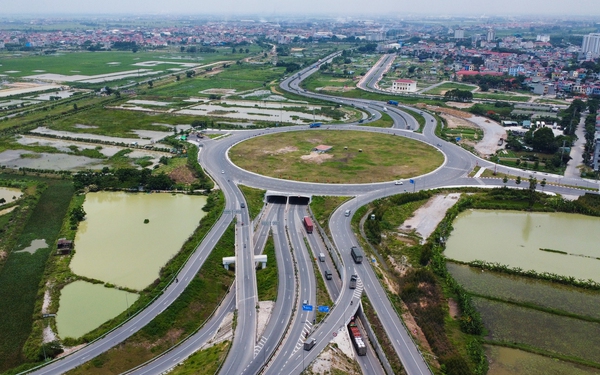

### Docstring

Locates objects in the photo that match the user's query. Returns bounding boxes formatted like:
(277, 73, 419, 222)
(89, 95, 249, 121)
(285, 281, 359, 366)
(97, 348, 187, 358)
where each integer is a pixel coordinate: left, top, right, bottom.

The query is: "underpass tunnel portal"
(265, 192, 312, 205)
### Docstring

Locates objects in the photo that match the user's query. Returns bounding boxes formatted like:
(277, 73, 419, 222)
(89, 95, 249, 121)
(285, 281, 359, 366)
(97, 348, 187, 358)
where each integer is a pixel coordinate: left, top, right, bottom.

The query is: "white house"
(391, 79, 417, 93)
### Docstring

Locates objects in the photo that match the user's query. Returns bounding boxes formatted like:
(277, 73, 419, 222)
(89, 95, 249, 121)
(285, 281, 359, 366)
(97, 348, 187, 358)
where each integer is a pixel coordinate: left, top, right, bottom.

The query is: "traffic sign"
(332, 332, 337, 337)
(456, 137, 461, 142)
(302, 304, 313, 311)
(409, 179, 415, 184)
(318, 305, 330, 313)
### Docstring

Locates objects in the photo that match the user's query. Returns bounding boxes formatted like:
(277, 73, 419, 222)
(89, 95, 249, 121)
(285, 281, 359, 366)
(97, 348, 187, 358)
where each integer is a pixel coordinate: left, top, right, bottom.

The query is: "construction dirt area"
(310, 327, 361, 375)
(399, 193, 462, 243)
(418, 104, 506, 157)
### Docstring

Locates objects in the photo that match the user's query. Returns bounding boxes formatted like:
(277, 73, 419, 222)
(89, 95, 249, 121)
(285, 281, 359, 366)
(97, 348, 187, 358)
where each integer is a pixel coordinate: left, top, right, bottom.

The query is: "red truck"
(303, 216, 313, 234)
(348, 316, 367, 356)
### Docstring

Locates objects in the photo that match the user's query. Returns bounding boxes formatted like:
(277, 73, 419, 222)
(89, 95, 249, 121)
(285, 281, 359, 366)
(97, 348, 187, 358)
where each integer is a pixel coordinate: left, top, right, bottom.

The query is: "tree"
(532, 127, 558, 153)
(70, 206, 86, 222)
(148, 80, 153, 88)
(232, 47, 236, 54)
(516, 176, 522, 185)
(528, 175, 537, 208)
(541, 178, 547, 192)
(73, 104, 77, 110)
(503, 175, 508, 185)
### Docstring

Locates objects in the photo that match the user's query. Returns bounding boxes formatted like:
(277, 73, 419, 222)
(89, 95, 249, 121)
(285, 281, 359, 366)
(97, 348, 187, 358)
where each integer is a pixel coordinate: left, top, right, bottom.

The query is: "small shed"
(313, 145, 333, 153)
(56, 238, 73, 255)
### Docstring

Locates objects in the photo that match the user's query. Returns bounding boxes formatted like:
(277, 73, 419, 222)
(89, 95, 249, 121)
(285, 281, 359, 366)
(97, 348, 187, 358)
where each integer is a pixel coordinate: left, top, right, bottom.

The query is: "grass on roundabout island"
(229, 130, 444, 184)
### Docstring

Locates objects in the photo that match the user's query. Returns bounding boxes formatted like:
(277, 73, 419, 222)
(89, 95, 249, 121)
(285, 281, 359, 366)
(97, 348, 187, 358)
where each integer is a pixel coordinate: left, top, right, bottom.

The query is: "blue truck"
(387, 100, 399, 106)
(309, 122, 322, 128)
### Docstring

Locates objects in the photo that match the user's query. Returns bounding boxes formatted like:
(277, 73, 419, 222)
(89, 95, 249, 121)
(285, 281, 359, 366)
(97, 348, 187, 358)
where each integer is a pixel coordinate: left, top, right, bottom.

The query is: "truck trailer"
(309, 122, 322, 128)
(387, 100, 399, 106)
(303, 216, 314, 234)
(348, 316, 367, 356)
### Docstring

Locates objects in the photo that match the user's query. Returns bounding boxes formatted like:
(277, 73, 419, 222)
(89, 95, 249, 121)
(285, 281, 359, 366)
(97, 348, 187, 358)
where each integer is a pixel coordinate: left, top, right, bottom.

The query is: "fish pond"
(70, 192, 207, 290)
(55, 280, 138, 339)
(444, 210, 600, 282)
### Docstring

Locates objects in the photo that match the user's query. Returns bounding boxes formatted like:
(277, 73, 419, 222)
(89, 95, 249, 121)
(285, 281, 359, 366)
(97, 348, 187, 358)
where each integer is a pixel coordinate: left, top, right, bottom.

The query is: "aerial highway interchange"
(25, 51, 595, 375)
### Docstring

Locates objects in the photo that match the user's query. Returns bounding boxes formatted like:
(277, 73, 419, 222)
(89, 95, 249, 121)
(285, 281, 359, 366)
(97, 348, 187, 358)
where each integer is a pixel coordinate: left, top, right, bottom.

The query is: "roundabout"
(229, 130, 444, 184)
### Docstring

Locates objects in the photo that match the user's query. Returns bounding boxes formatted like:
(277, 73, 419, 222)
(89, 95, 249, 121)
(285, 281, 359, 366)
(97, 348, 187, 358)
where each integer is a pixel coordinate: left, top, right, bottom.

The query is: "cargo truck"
(351, 246, 363, 264)
(349, 274, 358, 289)
(309, 122, 322, 128)
(387, 100, 399, 106)
(303, 216, 314, 234)
(348, 316, 367, 356)
(304, 338, 316, 351)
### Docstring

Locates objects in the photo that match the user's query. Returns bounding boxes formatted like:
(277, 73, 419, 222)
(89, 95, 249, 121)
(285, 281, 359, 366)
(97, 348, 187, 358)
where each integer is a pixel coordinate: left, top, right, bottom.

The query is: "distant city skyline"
(3, 0, 600, 17)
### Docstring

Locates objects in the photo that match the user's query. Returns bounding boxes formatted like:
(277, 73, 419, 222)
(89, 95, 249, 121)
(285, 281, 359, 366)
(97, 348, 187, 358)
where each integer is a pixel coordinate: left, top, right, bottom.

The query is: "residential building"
(454, 28, 465, 39)
(582, 33, 600, 59)
(486, 28, 495, 42)
(391, 79, 417, 93)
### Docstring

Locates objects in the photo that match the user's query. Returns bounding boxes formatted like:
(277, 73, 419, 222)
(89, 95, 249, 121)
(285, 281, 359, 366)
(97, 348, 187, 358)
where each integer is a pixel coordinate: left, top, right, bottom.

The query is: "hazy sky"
(3, 0, 600, 17)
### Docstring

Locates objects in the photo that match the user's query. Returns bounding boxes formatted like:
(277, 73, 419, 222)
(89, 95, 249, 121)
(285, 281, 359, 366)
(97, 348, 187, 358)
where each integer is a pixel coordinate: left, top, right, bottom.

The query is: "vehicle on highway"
(304, 338, 316, 351)
(303, 216, 314, 234)
(351, 246, 363, 264)
(221, 170, 225, 173)
(383, 107, 388, 112)
(309, 122, 322, 128)
(387, 100, 399, 106)
(349, 274, 358, 289)
(302, 299, 308, 306)
(344, 209, 351, 217)
(348, 316, 367, 356)
(395, 180, 403, 185)
(324, 270, 332, 280)
(358, 119, 364, 123)
(240, 202, 245, 208)
(319, 252, 325, 262)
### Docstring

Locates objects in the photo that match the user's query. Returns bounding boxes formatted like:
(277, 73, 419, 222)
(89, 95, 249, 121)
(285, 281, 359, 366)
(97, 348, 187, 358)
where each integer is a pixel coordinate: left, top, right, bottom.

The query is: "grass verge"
(238, 185, 266, 221)
(256, 233, 278, 301)
(168, 341, 231, 375)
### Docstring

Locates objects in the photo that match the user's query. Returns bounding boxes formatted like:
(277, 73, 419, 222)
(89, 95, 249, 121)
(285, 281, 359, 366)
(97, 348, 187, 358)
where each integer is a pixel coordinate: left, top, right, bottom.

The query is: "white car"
(395, 180, 403, 185)
(221, 170, 225, 174)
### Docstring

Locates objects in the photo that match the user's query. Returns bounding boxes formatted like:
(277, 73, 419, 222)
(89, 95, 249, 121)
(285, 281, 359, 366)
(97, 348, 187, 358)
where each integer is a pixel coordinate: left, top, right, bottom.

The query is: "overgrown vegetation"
(256, 234, 278, 301)
(238, 185, 266, 221)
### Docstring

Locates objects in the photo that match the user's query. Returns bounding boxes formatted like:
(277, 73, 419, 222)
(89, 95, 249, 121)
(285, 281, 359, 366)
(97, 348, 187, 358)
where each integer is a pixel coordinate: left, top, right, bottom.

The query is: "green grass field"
(168, 341, 230, 375)
(475, 297, 600, 366)
(360, 112, 394, 128)
(229, 130, 443, 184)
(149, 64, 287, 98)
(426, 82, 478, 95)
(310, 196, 352, 228)
(0, 175, 73, 372)
(0, 50, 257, 78)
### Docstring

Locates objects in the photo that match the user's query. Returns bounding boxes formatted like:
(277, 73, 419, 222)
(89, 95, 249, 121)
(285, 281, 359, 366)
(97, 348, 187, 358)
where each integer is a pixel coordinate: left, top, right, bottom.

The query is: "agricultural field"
(447, 263, 600, 320)
(229, 130, 444, 184)
(474, 297, 600, 366)
(149, 64, 287, 98)
(0, 175, 74, 372)
(0, 49, 258, 79)
(486, 346, 600, 375)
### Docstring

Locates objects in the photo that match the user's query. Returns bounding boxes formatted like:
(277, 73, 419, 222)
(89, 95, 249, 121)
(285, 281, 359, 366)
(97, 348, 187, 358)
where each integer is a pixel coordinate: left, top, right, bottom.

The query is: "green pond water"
(444, 210, 600, 282)
(56, 280, 138, 339)
(70, 192, 207, 290)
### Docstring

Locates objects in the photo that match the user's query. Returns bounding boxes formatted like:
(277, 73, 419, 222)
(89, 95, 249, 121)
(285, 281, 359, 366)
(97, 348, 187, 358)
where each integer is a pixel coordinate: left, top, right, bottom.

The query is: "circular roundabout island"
(229, 130, 444, 184)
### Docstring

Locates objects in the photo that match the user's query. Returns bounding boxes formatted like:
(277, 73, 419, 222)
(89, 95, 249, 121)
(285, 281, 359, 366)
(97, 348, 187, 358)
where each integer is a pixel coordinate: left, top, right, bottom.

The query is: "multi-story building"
(454, 28, 465, 39)
(582, 33, 600, 59)
(391, 79, 417, 93)
(486, 28, 495, 42)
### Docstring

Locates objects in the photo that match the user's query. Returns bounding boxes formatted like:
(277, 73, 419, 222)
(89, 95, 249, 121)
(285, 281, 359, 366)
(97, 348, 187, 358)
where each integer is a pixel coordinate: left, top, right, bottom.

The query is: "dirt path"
(399, 193, 461, 243)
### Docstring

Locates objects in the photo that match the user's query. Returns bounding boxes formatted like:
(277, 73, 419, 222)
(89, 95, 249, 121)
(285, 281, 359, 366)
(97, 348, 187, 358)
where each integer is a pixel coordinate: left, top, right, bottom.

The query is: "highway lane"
(244, 203, 296, 375)
(263, 203, 317, 375)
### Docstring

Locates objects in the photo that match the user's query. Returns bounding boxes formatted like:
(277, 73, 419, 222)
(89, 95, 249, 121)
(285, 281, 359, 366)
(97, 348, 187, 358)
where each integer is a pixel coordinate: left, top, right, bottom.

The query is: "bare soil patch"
(440, 114, 478, 129)
(168, 166, 197, 184)
(300, 152, 333, 164)
(448, 298, 460, 319)
(399, 193, 461, 243)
